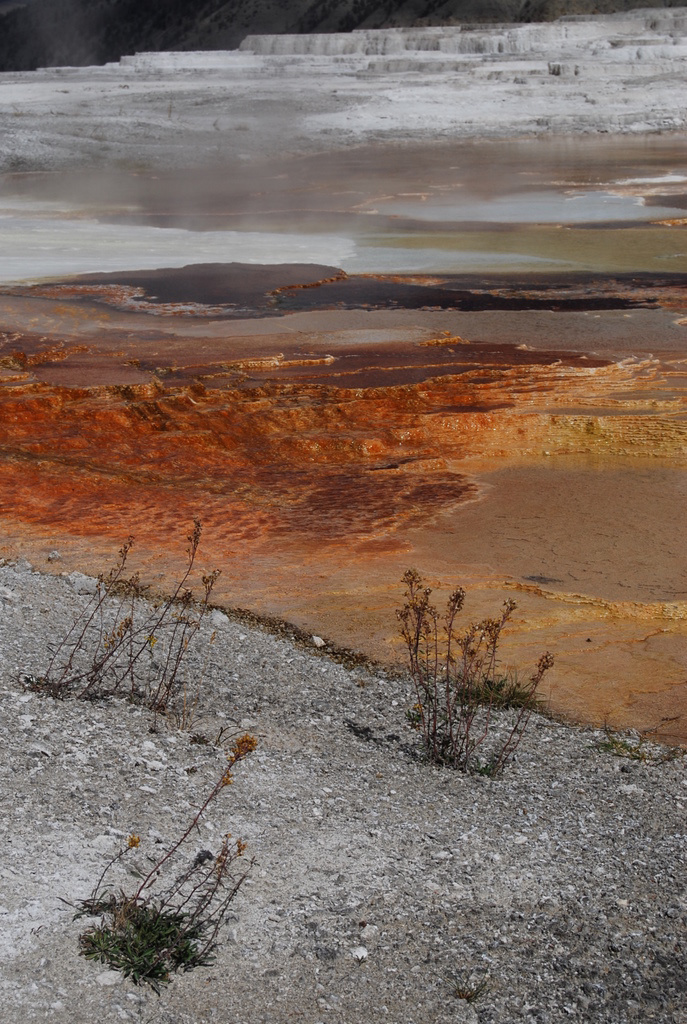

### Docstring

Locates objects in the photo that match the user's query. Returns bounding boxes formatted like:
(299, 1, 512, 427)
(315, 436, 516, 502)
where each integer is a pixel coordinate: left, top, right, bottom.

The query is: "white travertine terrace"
(0, 8, 685, 173)
(240, 7, 687, 56)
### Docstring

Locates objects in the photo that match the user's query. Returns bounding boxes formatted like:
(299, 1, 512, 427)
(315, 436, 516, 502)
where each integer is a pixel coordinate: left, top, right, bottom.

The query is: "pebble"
(95, 971, 122, 987)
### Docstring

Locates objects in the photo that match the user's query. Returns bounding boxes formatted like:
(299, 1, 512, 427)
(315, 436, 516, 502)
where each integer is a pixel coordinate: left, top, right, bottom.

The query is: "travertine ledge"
(0, 8, 685, 173)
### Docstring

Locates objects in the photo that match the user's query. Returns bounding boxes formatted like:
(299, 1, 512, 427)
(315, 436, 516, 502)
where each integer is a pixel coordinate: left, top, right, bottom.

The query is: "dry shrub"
(397, 569, 553, 775)
(27, 519, 218, 723)
(75, 734, 257, 991)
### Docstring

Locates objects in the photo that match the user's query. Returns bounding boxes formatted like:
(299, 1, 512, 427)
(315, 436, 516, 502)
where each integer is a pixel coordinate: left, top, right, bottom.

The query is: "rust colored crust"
(1, 268, 687, 743)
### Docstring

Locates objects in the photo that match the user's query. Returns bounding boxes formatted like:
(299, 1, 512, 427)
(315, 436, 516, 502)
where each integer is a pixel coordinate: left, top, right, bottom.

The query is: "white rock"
(27, 744, 51, 757)
(210, 609, 230, 628)
(95, 970, 121, 987)
(312, 636, 326, 648)
(350, 946, 368, 962)
(90, 834, 115, 854)
(66, 572, 98, 596)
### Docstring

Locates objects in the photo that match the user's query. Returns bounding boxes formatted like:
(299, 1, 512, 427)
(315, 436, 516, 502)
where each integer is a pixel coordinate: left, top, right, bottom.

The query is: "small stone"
(91, 834, 115, 854)
(67, 572, 98, 596)
(211, 609, 230, 628)
(350, 946, 368, 961)
(27, 744, 52, 757)
(312, 635, 326, 648)
(95, 970, 121, 987)
(46, 550, 61, 562)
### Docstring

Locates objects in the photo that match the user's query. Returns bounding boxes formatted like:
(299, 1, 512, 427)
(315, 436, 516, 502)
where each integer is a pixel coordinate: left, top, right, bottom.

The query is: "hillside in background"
(0, 0, 683, 71)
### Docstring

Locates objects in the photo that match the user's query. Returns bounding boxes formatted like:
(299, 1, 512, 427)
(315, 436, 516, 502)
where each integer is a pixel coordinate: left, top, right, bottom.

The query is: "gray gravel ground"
(0, 557, 686, 1024)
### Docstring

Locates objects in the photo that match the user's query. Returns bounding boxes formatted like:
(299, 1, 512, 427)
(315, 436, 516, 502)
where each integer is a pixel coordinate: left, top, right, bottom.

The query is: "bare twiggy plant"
(26, 519, 219, 721)
(397, 569, 553, 775)
(450, 970, 490, 1003)
(75, 733, 257, 992)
